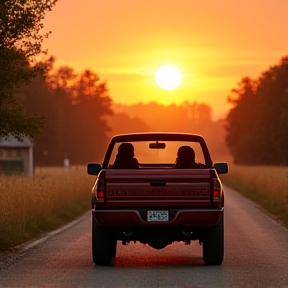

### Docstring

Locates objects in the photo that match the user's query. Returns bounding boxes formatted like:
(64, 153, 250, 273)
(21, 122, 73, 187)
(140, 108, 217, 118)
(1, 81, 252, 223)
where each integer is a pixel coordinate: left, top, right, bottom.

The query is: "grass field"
(0, 166, 95, 251)
(220, 164, 288, 228)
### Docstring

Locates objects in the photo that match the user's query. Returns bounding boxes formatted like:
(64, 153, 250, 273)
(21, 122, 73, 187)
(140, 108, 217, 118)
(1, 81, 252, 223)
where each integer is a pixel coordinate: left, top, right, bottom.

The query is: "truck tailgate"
(104, 169, 212, 208)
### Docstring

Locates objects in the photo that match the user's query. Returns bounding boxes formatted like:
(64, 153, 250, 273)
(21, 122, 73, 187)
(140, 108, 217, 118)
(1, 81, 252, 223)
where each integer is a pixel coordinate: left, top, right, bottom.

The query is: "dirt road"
(1, 185, 288, 288)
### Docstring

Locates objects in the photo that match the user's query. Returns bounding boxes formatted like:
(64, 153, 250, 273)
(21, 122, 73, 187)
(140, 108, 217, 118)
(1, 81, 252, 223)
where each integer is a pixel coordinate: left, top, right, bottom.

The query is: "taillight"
(94, 171, 106, 203)
(97, 189, 104, 199)
(210, 169, 221, 204)
(212, 178, 221, 202)
(213, 189, 220, 198)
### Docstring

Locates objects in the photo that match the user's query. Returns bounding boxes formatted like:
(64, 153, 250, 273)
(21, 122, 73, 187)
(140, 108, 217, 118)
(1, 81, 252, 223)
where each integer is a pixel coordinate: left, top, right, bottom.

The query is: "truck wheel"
(202, 214, 224, 265)
(92, 216, 112, 266)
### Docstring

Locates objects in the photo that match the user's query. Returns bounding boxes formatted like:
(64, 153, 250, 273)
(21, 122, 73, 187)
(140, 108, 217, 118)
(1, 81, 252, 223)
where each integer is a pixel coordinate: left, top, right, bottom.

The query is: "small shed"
(0, 136, 33, 176)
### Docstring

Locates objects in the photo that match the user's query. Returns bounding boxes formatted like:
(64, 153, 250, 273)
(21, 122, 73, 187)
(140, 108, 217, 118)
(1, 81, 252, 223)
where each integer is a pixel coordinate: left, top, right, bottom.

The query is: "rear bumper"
(92, 208, 223, 228)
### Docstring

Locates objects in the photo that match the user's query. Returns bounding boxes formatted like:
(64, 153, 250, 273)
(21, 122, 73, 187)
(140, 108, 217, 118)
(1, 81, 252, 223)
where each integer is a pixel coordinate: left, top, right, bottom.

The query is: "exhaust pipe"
(123, 230, 133, 237)
(183, 230, 193, 237)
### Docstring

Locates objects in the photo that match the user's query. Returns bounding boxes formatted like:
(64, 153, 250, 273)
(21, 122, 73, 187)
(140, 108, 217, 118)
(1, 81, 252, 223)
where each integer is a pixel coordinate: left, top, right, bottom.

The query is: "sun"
(155, 65, 182, 90)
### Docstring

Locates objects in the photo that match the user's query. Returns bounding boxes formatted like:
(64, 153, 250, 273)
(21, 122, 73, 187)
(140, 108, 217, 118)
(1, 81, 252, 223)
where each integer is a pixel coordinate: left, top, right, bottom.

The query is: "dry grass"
(220, 164, 288, 227)
(0, 166, 95, 251)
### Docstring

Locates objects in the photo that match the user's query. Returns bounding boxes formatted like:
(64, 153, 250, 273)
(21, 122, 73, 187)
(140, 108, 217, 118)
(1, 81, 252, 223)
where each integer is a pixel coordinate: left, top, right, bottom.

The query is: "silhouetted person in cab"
(174, 146, 202, 169)
(111, 143, 139, 169)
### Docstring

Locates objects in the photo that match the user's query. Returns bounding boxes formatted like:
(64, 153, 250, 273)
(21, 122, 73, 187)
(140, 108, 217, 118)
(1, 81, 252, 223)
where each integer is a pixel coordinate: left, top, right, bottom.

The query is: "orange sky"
(42, 0, 288, 119)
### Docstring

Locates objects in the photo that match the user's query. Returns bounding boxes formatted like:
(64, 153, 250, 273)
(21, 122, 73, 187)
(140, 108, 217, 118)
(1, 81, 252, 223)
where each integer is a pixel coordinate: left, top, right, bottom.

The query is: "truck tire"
(92, 216, 113, 266)
(202, 214, 224, 265)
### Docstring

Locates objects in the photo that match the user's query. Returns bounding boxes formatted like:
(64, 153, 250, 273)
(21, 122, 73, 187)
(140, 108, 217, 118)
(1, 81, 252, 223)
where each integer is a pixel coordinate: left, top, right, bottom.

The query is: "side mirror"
(214, 162, 228, 174)
(87, 163, 102, 175)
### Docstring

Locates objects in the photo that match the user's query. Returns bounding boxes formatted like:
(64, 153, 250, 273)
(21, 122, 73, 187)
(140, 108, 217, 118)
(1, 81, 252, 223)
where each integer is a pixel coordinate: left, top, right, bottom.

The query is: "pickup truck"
(87, 132, 228, 266)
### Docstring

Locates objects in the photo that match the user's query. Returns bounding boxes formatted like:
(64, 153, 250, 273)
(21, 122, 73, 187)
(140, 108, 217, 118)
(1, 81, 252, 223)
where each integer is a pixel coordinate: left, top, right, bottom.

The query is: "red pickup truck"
(87, 132, 228, 266)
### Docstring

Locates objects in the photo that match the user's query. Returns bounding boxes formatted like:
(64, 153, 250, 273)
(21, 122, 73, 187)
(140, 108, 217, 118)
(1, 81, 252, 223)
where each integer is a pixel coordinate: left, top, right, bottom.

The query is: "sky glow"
(42, 0, 288, 119)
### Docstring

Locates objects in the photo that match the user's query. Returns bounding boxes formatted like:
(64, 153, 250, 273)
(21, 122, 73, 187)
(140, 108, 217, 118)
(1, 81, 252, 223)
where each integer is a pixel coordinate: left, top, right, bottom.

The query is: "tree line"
(18, 61, 229, 166)
(225, 56, 288, 165)
(19, 59, 113, 166)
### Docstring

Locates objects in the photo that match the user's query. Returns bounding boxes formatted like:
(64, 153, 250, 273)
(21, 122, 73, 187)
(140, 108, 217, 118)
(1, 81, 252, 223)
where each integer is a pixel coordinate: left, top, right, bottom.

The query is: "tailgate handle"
(150, 180, 166, 186)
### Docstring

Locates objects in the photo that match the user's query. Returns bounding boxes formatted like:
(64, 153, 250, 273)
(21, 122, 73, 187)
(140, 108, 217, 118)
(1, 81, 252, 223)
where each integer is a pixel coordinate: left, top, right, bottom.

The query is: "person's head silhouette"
(174, 146, 196, 168)
(117, 143, 135, 159)
(112, 143, 139, 169)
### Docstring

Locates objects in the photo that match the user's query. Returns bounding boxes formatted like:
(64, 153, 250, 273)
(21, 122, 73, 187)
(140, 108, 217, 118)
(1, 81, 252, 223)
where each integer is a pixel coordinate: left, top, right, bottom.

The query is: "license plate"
(147, 210, 169, 222)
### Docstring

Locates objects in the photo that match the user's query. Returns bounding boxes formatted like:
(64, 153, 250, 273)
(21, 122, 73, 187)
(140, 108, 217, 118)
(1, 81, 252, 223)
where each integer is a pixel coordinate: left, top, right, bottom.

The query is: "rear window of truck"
(108, 140, 206, 168)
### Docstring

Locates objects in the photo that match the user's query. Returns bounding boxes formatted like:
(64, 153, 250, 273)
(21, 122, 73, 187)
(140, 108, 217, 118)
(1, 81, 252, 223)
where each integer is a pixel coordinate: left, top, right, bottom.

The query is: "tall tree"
(21, 65, 113, 166)
(255, 58, 288, 164)
(225, 57, 288, 165)
(67, 70, 113, 164)
(225, 77, 258, 164)
(0, 0, 57, 139)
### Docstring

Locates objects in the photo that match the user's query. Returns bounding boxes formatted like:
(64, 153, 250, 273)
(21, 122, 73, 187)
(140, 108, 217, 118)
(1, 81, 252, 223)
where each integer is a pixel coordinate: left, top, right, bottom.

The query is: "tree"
(0, 0, 57, 139)
(20, 65, 114, 166)
(66, 70, 113, 164)
(225, 56, 288, 165)
(225, 77, 258, 164)
(254, 57, 288, 164)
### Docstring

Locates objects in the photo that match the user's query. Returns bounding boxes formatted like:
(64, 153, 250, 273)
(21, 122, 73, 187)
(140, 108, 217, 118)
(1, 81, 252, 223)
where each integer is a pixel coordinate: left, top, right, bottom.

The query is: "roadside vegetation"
(0, 166, 94, 252)
(221, 57, 288, 228)
(220, 164, 288, 228)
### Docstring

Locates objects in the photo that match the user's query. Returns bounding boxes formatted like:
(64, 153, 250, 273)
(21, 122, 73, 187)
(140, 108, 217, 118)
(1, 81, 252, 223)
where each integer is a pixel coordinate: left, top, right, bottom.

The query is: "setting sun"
(41, 0, 288, 118)
(155, 65, 182, 90)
